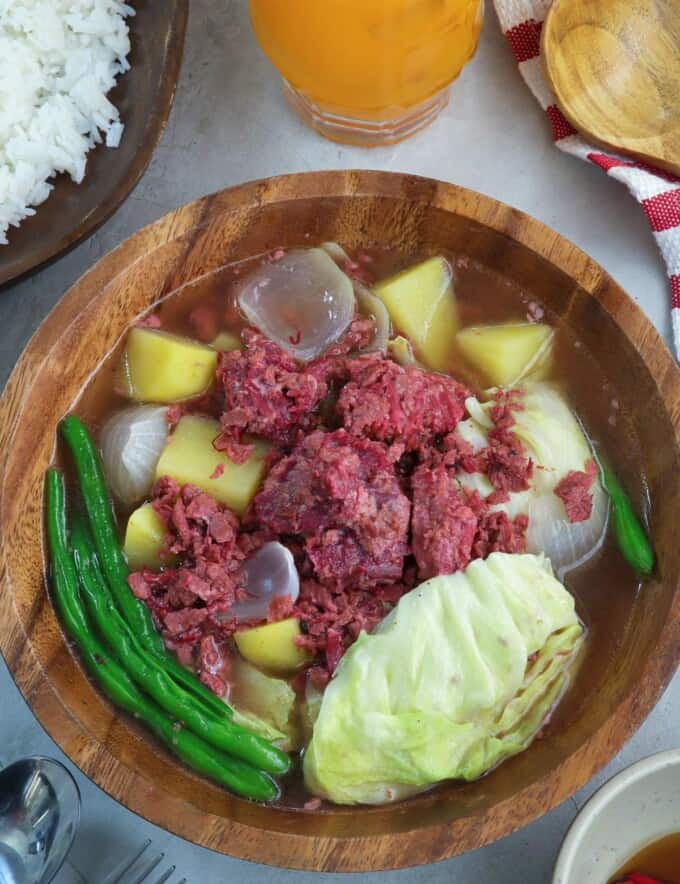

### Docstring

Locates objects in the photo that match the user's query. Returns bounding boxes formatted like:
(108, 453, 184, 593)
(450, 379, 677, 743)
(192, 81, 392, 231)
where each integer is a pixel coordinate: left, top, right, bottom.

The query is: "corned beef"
(411, 462, 477, 578)
(293, 577, 411, 676)
(214, 318, 375, 463)
(127, 478, 256, 695)
(254, 429, 411, 591)
(215, 328, 326, 463)
(554, 458, 598, 522)
(336, 356, 469, 450)
(483, 390, 534, 497)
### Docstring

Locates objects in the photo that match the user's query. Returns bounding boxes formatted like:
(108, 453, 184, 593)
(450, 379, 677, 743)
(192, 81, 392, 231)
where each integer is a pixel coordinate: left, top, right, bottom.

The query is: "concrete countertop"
(0, 2, 677, 881)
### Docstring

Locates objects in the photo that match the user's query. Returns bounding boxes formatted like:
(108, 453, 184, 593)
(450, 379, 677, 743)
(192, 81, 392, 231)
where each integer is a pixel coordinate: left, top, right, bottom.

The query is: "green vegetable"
(70, 519, 290, 776)
(45, 470, 278, 801)
(600, 464, 655, 577)
(304, 553, 583, 805)
(59, 414, 228, 720)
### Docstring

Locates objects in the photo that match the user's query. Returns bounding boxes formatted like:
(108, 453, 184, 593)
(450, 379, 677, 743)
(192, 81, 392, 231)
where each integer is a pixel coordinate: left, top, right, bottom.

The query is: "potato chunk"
(373, 256, 458, 372)
(154, 415, 269, 516)
(234, 618, 311, 674)
(121, 327, 217, 403)
(123, 502, 168, 571)
(456, 322, 554, 387)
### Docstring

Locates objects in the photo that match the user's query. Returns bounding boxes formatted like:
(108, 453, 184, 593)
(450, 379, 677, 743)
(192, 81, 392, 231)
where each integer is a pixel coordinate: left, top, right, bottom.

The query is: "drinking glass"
(249, 0, 484, 146)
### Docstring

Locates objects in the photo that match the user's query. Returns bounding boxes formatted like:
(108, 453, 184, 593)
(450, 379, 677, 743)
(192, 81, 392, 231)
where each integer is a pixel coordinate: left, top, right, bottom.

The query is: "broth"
(609, 832, 680, 883)
(67, 245, 647, 808)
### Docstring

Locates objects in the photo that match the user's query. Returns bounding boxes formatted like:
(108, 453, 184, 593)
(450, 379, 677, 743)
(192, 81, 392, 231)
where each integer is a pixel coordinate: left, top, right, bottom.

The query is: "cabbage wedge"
(303, 553, 583, 805)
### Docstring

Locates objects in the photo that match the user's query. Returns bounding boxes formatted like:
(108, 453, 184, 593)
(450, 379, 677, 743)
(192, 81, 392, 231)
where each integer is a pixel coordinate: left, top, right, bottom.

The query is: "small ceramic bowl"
(553, 749, 680, 883)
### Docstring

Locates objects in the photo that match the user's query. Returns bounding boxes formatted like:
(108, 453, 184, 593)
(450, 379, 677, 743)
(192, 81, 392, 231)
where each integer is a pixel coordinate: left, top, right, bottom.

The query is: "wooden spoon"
(542, 0, 680, 176)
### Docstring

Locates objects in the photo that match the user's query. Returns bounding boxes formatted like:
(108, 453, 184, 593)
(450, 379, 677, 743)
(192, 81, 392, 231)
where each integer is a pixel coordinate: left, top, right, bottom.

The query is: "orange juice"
(249, 0, 483, 144)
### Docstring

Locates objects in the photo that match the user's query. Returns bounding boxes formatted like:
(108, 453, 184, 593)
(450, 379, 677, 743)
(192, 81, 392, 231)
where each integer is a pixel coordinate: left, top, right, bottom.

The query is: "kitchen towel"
(493, 0, 680, 360)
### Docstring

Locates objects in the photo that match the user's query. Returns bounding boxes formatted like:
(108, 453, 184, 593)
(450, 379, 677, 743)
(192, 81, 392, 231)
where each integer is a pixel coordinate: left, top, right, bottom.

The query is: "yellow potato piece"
(154, 415, 269, 517)
(122, 327, 217, 403)
(123, 502, 169, 571)
(456, 322, 554, 388)
(211, 331, 243, 352)
(234, 618, 311, 674)
(373, 256, 459, 372)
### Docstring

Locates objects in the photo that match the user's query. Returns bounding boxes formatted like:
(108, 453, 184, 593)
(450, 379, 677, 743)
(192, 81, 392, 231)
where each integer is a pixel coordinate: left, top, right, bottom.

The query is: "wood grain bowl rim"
(0, 171, 678, 872)
(0, 0, 189, 288)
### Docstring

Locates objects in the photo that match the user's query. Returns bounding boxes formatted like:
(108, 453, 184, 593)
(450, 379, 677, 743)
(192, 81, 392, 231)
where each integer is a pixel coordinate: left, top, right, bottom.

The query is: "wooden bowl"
(0, 171, 678, 872)
(0, 0, 188, 288)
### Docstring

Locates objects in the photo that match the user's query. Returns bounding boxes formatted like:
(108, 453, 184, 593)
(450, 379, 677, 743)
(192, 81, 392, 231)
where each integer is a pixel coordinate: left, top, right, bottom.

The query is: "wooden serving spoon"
(542, 0, 680, 176)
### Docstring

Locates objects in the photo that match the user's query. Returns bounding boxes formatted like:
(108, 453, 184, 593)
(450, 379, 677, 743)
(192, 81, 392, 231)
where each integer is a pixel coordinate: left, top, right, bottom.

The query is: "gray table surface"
(1, 2, 677, 882)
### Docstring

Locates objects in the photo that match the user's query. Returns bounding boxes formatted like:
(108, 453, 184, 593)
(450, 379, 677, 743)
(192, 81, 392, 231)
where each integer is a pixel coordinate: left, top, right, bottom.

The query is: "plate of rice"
(0, 0, 188, 286)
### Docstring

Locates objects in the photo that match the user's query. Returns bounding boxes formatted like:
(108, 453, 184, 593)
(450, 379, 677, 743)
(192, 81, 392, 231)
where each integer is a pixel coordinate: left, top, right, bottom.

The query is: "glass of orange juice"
(249, 0, 484, 146)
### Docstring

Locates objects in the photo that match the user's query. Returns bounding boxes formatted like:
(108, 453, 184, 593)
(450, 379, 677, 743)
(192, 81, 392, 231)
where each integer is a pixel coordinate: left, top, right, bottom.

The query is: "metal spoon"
(0, 756, 80, 884)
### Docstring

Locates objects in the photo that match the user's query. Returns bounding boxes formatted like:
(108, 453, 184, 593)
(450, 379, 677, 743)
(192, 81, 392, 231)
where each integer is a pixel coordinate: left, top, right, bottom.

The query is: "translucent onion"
(526, 483, 609, 578)
(230, 542, 300, 622)
(237, 248, 355, 361)
(100, 406, 168, 505)
(322, 242, 389, 353)
(353, 281, 389, 353)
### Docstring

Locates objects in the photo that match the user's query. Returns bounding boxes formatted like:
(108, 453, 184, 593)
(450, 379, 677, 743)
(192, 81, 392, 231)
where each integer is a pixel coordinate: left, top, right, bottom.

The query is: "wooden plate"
(0, 1, 188, 288)
(0, 172, 678, 872)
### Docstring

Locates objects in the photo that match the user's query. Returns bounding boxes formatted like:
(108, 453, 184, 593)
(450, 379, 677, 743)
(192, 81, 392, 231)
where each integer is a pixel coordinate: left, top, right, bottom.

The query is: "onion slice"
(230, 542, 300, 622)
(322, 242, 389, 353)
(100, 405, 168, 505)
(237, 248, 355, 361)
(526, 483, 609, 578)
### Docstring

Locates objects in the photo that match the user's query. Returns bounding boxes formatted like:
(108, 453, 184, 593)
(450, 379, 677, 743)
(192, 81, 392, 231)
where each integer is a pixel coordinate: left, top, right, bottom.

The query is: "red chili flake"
(288, 328, 302, 346)
(210, 463, 225, 480)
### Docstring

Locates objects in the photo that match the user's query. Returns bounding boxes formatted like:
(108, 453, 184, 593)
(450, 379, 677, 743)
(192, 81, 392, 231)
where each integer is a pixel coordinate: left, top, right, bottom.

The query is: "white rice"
(0, 0, 134, 244)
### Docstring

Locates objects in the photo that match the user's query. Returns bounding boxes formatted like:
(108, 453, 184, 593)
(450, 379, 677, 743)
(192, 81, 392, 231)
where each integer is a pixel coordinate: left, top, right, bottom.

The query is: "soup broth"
(609, 832, 680, 883)
(66, 244, 647, 808)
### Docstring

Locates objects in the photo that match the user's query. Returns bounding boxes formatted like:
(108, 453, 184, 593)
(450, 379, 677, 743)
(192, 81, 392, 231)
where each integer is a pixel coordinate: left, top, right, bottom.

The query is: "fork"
(101, 839, 186, 884)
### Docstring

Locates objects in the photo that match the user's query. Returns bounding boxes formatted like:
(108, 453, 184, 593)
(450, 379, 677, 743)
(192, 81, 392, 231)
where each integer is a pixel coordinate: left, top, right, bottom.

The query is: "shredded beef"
(214, 318, 375, 463)
(254, 429, 411, 592)
(267, 593, 295, 622)
(411, 463, 477, 578)
(293, 577, 412, 675)
(554, 458, 598, 522)
(336, 356, 469, 450)
(473, 509, 529, 558)
(127, 478, 255, 695)
(481, 390, 534, 496)
(214, 328, 327, 463)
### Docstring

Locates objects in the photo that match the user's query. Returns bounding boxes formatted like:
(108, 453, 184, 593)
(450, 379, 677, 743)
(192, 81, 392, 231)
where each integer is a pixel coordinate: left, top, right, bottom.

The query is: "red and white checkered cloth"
(493, 0, 680, 360)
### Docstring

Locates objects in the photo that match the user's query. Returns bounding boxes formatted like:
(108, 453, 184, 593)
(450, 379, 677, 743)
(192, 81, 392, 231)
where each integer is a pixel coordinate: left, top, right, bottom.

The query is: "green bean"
(58, 414, 229, 720)
(45, 470, 278, 802)
(601, 463, 655, 577)
(71, 519, 290, 776)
